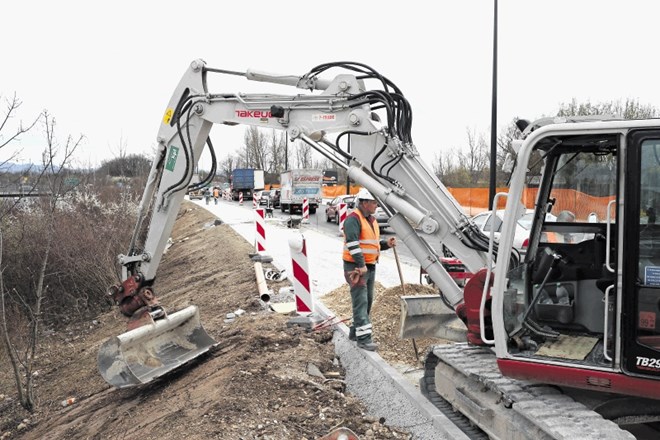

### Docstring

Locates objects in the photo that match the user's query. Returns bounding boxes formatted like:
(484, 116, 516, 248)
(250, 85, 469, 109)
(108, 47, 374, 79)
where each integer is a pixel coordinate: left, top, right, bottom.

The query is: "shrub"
(1, 181, 139, 328)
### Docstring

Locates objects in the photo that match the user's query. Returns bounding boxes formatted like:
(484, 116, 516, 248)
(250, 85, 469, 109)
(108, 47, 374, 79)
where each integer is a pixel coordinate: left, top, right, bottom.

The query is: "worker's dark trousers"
(344, 264, 376, 343)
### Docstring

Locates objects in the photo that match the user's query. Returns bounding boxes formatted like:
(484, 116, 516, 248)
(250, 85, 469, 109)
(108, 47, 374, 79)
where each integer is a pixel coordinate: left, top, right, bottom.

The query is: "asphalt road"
(235, 199, 445, 271)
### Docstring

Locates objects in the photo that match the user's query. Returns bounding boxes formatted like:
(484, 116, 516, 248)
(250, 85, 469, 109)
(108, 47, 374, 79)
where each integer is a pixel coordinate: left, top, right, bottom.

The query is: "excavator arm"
(157, 60, 502, 295)
(99, 59, 506, 387)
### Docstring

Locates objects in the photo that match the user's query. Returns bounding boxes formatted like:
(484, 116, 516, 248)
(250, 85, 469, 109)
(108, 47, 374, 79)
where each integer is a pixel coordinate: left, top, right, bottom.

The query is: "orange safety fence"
(445, 187, 510, 213)
(322, 185, 361, 198)
(446, 187, 615, 221)
(541, 188, 615, 221)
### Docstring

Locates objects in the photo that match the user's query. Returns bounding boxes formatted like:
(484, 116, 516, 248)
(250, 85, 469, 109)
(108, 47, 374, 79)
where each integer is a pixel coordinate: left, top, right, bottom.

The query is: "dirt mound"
(0, 202, 410, 440)
(321, 283, 442, 367)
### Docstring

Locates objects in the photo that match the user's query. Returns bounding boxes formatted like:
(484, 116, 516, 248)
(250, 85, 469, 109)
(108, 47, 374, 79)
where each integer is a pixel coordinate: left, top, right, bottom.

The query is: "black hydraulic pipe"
(489, 0, 498, 210)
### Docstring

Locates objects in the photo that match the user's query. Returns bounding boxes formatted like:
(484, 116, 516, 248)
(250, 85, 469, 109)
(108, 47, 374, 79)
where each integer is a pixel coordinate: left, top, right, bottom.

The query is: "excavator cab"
(497, 125, 660, 399)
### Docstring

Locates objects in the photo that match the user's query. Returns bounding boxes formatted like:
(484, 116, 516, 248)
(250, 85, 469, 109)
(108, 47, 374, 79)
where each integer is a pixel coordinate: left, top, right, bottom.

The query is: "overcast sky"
(2, 0, 658, 169)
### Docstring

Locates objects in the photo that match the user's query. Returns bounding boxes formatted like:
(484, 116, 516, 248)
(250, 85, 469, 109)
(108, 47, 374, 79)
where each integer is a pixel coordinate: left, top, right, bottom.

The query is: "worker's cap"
(356, 188, 376, 201)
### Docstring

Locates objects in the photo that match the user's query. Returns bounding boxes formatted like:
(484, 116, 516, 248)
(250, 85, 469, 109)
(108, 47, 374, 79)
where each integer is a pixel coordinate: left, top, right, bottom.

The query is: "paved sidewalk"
(190, 198, 422, 297)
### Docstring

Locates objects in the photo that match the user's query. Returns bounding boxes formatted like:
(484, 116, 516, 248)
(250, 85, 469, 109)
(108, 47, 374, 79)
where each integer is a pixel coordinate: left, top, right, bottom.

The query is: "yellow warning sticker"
(163, 108, 174, 125)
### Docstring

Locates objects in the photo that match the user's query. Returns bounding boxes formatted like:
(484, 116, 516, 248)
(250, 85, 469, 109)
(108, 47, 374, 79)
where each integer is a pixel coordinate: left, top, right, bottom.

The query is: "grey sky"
(2, 0, 658, 169)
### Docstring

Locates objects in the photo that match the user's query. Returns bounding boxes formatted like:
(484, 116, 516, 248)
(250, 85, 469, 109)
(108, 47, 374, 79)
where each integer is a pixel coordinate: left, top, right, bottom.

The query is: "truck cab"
(279, 169, 323, 214)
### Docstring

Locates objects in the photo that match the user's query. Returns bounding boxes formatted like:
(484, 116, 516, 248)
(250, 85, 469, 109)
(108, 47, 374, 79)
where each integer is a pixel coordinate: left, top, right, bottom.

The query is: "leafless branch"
(0, 93, 42, 150)
(0, 233, 29, 409)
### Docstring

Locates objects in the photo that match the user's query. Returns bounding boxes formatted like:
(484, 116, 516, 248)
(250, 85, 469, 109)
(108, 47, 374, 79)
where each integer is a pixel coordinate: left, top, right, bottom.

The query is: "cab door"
(623, 130, 660, 378)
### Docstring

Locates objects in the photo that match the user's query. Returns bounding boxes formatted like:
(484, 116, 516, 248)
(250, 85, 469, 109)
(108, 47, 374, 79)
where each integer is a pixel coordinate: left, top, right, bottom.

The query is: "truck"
(186, 174, 204, 200)
(230, 168, 264, 201)
(323, 169, 339, 186)
(99, 59, 660, 437)
(279, 169, 323, 214)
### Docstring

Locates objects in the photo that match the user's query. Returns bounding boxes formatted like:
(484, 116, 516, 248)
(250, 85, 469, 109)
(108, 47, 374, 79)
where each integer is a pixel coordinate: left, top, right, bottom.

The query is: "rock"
(306, 363, 324, 379)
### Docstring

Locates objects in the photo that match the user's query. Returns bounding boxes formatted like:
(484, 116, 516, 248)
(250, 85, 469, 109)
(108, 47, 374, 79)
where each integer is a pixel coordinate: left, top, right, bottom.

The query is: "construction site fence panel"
(322, 185, 361, 198)
(441, 188, 615, 221)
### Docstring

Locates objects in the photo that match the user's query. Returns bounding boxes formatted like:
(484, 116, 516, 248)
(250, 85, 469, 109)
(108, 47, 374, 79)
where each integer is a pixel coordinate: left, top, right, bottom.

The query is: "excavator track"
(421, 343, 635, 440)
(421, 349, 489, 440)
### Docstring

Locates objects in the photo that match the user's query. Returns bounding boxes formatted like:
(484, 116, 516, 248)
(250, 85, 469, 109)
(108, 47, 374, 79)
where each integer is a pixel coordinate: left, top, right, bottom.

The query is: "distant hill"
(0, 162, 60, 173)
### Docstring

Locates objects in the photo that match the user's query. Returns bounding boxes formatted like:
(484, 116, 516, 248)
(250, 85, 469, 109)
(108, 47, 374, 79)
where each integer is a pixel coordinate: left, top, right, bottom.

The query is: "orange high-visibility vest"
(544, 231, 571, 243)
(343, 209, 380, 264)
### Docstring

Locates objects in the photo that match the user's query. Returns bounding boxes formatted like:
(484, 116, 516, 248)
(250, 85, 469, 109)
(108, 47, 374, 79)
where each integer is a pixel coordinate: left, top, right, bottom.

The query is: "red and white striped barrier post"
(288, 234, 313, 315)
(338, 202, 347, 232)
(239, 192, 243, 205)
(255, 208, 266, 253)
(302, 198, 309, 222)
(253, 192, 258, 209)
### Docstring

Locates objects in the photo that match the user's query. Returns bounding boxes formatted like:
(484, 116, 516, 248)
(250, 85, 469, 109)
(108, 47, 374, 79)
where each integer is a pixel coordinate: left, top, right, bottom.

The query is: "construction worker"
(544, 210, 576, 243)
(213, 187, 220, 205)
(203, 187, 211, 205)
(342, 188, 396, 351)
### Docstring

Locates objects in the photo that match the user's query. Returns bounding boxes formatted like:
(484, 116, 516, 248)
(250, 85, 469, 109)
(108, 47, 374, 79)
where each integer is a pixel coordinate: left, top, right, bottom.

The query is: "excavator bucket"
(97, 305, 216, 388)
(399, 295, 467, 341)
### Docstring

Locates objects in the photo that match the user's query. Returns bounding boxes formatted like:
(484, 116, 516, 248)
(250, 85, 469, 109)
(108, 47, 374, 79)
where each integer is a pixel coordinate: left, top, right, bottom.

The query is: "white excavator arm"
(110, 59, 511, 329)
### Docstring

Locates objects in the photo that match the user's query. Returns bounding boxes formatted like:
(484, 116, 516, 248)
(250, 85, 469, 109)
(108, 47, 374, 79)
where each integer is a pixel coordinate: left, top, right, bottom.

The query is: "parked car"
(374, 207, 390, 230)
(259, 190, 272, 206)
(325, 195, 390, 229)
(470, 209, 556, 255)
(325, 195, 356, 223)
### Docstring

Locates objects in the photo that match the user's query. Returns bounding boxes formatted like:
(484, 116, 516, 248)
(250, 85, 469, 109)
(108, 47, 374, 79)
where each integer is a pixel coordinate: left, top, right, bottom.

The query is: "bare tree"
(312, 157, 334, 171)
(107, 135, 129, 176)
(293, 140, 313, 169)
(557, 98, 658, 120)
(0, 94, 44, 202)
(495, 120, 525, 185)
(0, 112, 82, 412)
(268, 129, 287, 173)
(219, 154, 235, 182)
(0, 94, 42, 158)
(432, 150, 456, 182)
(457, 129, 489, 186)
(239, 126, 269, 169)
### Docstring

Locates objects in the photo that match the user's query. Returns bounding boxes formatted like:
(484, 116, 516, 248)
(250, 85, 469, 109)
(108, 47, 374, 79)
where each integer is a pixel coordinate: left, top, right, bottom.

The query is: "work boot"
(357, 340, 378, 351)
(348, 328, 356, 341)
